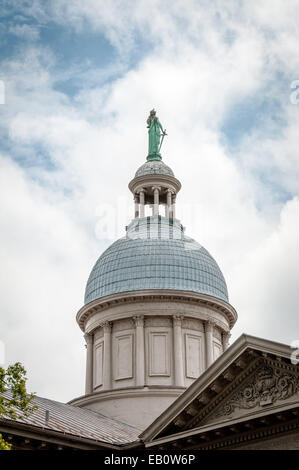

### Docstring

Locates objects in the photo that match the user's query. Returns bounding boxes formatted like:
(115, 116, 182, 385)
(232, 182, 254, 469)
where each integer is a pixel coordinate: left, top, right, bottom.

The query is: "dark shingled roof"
(0, 391, 141, 445)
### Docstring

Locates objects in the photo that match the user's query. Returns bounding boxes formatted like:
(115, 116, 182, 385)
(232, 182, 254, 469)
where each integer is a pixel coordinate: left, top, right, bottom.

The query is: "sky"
(0, 0, 299, 403)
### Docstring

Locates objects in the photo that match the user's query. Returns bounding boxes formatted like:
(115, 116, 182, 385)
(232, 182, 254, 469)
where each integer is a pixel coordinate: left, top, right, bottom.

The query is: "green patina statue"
(146, 109, 167, 161)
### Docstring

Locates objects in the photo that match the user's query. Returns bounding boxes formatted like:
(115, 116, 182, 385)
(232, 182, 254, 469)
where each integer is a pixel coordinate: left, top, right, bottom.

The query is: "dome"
(135, 160, 174, 178)
(84, 217, 228, 305)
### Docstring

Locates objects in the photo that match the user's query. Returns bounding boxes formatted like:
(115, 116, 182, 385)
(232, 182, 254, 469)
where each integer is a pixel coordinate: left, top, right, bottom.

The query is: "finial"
(146, 109, 167, 161)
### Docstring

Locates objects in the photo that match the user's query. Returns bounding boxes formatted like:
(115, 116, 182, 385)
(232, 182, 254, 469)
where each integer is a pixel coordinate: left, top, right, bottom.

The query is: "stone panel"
(185, 334, 202, 379)
(149, 332, 170, 376)
(213, 341, 222, 360)
(115, 334, 133, 380)
(93, 341, 103, 388)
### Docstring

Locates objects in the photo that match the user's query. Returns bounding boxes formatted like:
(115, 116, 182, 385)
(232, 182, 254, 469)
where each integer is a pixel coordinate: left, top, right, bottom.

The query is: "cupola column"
(134, 315, 145, 387)
(172, 194, 176, 219)
(166, 189, 172, 218)
(152, 186, 160, 216)
(139, 189, 145, 218)
(205, 320, 214, 368)
(84, 333, 93, 394)
(102, 321, 112, 390)
(134, 194, 139, 219)
(173, 315, 185, 387)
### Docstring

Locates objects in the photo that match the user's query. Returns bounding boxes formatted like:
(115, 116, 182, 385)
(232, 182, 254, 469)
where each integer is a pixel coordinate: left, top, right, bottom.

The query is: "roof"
(85, 216, 229, 305)
(140, 334, 299, 447)
(135, 160, 174, 177)
(0, 391, 140, 446)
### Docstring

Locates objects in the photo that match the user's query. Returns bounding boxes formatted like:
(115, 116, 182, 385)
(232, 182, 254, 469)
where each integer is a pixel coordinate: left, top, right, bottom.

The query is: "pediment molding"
(211, 362, 298, 420)
(186, 357, 299, 430)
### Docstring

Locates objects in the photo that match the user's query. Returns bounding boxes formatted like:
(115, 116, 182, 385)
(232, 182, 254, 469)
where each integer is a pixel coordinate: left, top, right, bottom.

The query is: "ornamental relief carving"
(210, 365, 299, 421)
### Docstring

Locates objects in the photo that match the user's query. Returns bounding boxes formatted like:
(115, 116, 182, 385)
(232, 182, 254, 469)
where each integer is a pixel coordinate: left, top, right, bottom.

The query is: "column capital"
(152, 186, 161, 191)
(138, 187, 146, 194)
(101, 321, 112, 333)
(133, 315, 144, 327)
(173, 315, 184, 327)
(205, 319, 216, 333)
(134, 193, 139, 202)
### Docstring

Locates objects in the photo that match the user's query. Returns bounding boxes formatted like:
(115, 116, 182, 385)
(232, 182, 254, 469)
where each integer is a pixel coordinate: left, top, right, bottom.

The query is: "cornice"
(199, 419, 299, 450)
(76, 290, 238, 332)
(129, 174, 181, 195)
(144, 406, 299, 449)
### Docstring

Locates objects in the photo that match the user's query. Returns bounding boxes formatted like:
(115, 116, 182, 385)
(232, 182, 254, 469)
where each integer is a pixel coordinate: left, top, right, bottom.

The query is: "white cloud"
(231, 197, 299, 345)
(8, 24, 40, 41)
(0, 155, 97, 399)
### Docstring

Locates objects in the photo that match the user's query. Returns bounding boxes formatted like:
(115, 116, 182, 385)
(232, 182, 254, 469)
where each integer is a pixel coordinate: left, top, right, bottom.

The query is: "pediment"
(140, 335, 299, 445)
(198, 359, 299, 428)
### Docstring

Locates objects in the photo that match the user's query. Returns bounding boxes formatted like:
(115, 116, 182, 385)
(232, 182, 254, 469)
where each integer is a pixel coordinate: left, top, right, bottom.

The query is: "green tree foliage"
(0, 435, 11, 450)
(0, 362, 37, 450)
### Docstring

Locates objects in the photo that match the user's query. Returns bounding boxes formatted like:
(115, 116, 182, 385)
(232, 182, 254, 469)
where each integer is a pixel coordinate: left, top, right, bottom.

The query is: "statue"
(146, 109, 167, 161)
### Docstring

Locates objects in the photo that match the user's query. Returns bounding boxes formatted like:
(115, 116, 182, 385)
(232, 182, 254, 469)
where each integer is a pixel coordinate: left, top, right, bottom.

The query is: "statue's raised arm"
(146, 109, 167, 161)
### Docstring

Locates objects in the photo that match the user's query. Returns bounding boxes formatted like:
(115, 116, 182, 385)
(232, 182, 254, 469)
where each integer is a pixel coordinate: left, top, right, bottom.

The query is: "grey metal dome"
(84, 217, 228, 305)
(135, 160, 174, 178)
